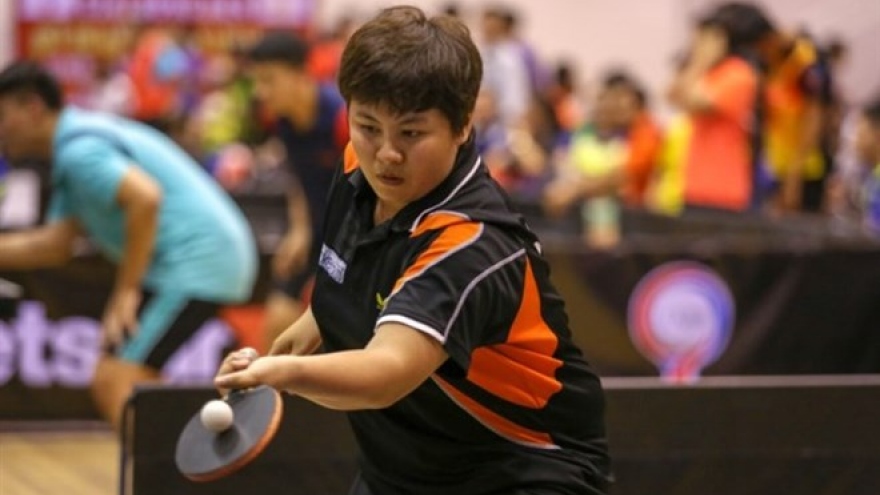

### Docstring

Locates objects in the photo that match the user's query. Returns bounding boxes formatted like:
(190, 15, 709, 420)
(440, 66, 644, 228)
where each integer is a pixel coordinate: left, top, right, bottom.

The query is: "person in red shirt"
(603, 72, 663, 207)
(667, 6, 761, 212)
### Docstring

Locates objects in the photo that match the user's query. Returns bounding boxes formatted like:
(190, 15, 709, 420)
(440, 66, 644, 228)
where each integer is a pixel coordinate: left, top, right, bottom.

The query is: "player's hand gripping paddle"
(175, 385, 283, 482)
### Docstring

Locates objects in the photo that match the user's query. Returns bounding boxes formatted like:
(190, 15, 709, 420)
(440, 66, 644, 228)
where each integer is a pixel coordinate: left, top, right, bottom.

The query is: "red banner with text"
(13, 0, 317, 103)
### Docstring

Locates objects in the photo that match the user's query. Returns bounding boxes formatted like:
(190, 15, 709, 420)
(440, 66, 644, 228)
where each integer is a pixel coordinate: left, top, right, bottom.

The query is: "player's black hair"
(247, 30, 309, 68)
(699, 2, 775, 56)
(0, 61, 64, 110)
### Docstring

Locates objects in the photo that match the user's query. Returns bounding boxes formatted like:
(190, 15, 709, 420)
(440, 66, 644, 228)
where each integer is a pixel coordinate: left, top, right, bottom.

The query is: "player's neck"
(374, 199, 404, 226)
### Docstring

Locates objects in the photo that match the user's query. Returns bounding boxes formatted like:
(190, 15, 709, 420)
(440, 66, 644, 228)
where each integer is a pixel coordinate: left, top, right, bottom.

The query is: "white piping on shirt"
(378, 248, 526, 342)
(409, 157, 483, 233)
(375, 314, 447, 343)
(443, 248, 526, 336)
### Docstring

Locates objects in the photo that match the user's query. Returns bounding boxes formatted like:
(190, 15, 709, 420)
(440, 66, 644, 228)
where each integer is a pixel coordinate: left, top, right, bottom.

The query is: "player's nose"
(376, 139, 403, 165)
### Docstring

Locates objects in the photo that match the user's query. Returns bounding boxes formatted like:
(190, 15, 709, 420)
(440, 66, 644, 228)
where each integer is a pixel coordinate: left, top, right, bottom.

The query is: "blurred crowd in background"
(3, 1, 880, 250)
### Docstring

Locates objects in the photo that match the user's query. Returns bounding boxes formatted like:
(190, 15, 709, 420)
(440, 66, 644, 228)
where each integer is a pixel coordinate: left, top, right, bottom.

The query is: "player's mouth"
(376, 173, 404, 186)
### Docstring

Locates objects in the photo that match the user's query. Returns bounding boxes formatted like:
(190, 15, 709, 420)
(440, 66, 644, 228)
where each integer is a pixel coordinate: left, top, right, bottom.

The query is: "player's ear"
(455, 118, 473, 146)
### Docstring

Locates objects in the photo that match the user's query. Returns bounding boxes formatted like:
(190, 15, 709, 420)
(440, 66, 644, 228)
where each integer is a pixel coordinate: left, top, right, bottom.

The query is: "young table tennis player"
(216, 6, 612, 494)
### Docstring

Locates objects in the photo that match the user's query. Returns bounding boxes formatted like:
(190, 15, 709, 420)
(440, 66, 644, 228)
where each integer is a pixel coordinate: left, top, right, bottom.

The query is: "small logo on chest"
(319, 244, 347, 283)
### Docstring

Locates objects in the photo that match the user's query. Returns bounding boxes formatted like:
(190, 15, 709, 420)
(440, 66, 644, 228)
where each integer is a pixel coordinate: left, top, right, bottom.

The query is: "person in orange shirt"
(667, 6, 761, 212)
(603, 72, 663, 207)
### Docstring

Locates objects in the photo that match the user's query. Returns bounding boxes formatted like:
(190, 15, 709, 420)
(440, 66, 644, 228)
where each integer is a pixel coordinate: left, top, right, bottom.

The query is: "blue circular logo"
(627, 261, 735, 382)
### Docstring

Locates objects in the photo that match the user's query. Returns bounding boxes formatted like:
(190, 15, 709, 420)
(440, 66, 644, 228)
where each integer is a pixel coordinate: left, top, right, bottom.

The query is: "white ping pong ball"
(200, 399, 234, 433)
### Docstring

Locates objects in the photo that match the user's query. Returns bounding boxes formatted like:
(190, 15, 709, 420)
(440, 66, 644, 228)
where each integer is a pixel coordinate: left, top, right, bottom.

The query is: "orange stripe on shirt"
(391, 219, 481, 294)
(468, 258, 563, 409)
(343, 142, 359, 173)
(411, 211, 471, 238)
(433, 375, 558, 449)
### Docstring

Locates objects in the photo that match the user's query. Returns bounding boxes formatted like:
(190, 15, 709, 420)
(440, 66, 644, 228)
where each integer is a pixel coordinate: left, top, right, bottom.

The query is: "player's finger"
(238, 347, 259, 360)
(218, 348, 259, 376)
(214, 369, 259, 390)
(228, 350, 257, 369)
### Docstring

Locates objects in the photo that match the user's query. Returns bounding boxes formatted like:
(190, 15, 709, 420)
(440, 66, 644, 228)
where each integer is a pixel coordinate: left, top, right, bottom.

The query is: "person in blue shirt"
(0, 61, 258, 431)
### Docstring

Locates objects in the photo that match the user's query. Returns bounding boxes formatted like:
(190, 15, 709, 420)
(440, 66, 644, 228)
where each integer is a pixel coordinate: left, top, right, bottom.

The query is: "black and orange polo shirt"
(310, 137, 611, 494)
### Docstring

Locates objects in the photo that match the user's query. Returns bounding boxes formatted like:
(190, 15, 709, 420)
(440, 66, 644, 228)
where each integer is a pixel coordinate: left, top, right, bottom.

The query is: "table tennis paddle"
(175, 385, 283, 482)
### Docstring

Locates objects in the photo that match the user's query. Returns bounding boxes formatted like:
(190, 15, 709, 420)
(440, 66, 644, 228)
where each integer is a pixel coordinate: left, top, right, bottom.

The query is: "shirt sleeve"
(51, 136, 131, 218)
(376, 222, 528, 367)
(46, 188, 72, 222)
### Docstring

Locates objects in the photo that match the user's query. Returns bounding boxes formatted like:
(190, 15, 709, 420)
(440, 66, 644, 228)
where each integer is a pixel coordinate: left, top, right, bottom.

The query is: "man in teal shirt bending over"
(0, 61, 257, 430)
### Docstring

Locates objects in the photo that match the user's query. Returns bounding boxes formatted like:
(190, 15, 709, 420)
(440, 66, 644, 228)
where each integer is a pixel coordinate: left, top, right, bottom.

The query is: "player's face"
(248, 62, 304, 117)
(349, 101, 471, 220)
(0, 95, 43, 161)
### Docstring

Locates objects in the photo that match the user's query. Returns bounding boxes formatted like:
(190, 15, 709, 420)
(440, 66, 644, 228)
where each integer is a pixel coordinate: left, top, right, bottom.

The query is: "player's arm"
(668, 27, 728, 113)
(543, 158, 625, 217)
(579, 166, 626, 197)
(286, 176, 311, 244)
(668, 69, 714, 113)
(217, 322, 447, 410)
(780, 100, 823, 210)
(0, 219, 81, 269)
(217, 306, 324, 397)
(101, 165, 162, 344)
(272, 173, 312, 279)
(114, 166, 162, 294)
(781, 64, 829, 211)
(268, 305, 323, 356)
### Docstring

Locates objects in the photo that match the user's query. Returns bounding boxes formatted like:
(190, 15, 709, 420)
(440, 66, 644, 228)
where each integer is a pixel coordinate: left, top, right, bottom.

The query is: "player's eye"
(358, 123, 380, 135)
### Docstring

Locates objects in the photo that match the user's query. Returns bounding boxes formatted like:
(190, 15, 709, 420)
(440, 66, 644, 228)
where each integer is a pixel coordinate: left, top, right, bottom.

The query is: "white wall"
(0, 0, 13, 67)
(1, 0, 877, 105)
(316, 0, 688, 112)
(317, 0, 880, 111)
